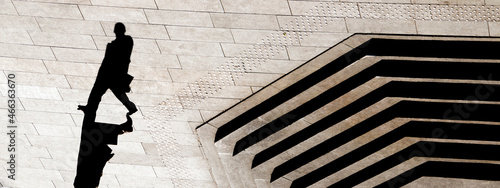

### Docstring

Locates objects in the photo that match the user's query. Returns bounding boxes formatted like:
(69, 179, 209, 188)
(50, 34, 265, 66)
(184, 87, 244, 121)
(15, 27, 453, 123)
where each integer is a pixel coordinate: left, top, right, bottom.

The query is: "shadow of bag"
(118, 74, 134, 93)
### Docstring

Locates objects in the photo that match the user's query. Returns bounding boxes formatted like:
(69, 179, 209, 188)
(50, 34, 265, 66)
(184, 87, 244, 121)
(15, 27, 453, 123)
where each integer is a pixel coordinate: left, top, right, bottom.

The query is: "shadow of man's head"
(114, 22, 126, 37)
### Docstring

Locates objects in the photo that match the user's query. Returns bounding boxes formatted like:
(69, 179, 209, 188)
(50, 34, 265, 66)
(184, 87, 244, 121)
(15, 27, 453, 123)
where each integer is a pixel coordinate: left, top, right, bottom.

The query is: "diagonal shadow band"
(324, 141, 500, 187)
(291, 120, 500, 187)
(215, 38, 500, 142)
(238, 59, 500, 157)
(374, 161, 500, 188)
(272, 99, 500, 183)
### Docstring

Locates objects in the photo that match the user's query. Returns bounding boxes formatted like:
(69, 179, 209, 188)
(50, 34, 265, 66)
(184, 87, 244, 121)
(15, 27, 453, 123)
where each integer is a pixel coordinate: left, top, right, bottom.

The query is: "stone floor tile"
(14, 1, 83, 19)
(130, 80, 176, 95)
(51, 181, 75, 188)
(344, 0, 410, 2)
(131, 38, 162, 54)
(37, 17, 105, 36)
(108, 141, 147, 154)
(250, 59, 304, 74)
(33, 123, 76, 138)
(210, 86, 253, 99)
(2, 179, 55, 188)
(346, 18, 417, 34)
(39, 157, 76, 171)
(195, 97, 240, 111)
(277, 16, 348, 33)
(0, 57, 48, 73)
(29, 31, 96, 49)
(115, 175, 175, 188)
(0, 30, 32, 45)
(25, 0, 91, 4)
(0, 97, 9, 110)
(44, 61, 99, 76)
(99, 174, 121, 186)
(94, 103, 130, 117)
(230, 29, 279, 44)
(141, 142, 161, 155)
(178, 145, 205, 158)
(55, 170, 76, 182)
(109, 153, 163, 166)
(416, 20, 489, 36)
(221, 0, 291, 15)
(0, 0, 17, 15)
(168, 68, 209, 83)
(90, 0, 157, 9)
(101, 22, 170, 40)
(124, 93, 170, 107)
(169, 133, 201, 146)
(20, 98, 79, 114)
(26, 135, 80, 151)
(299, 32, 351, 47)
(52, 47, 104, 63)
(65, 75, 95, 90)
(174, 179, 218, 188)
(178, 55, 226, 70)
(411, 0, 483, 4)
(13, 154, 45, 169)
(10, 72, 71, 88)
(486, 0, 500, 5)
(160, 108, 203, 123)
(157, 40, 224, 57)
(79, 5, 148, 23)
(0, 43, 55, 60)
(288, 1, 359, 16)
(155, 0, 223, 12)
(211, 13, 280, 30)
(233, 72, 282, 87)
(198, 110, 220, 122)
(17, 122, 39, 135)
(131, 53, 181, 68)
(287, 46, 328, 61)
(220, 43, 289, 59)
(153, 166, 213, 181)
(408, 177, 500, 187)
(0, 15, 39, 31)
(103, 163, 156, 177)
(167, 26, 234, 43)
(128, 66, 172, 82)
(0, 85, 62, 100)
(183, 157, 211, 170)
(0, 71, 8, 84)
(145, 9, 214, 27)
(116, 130, 154, 142)
(72, 113, 126, 125)
(57, 88, 90, 102)
(17, 167, 65, 181)
(489, 22, 500, 36)
(16, 110, 75, 125)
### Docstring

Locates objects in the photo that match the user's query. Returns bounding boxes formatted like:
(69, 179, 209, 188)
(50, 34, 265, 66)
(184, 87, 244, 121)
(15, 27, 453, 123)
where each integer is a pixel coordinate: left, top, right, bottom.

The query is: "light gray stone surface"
(1, 0, 499, 187)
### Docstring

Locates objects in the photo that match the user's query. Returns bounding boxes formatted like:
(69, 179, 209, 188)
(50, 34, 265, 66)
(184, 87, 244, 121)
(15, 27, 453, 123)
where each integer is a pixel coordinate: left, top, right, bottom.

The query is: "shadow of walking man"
(74, 22, 137, 188)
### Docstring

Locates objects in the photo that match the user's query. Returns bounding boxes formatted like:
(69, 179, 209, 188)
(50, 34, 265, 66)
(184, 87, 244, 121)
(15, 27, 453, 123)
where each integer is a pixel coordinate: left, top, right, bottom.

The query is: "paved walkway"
(1, 0, 500, 187)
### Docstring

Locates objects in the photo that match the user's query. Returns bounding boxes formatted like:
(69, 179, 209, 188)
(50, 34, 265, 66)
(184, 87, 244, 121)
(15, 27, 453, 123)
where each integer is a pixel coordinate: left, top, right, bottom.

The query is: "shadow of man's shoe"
(127, 107, 138, 115)
(77, 105, 87, 112)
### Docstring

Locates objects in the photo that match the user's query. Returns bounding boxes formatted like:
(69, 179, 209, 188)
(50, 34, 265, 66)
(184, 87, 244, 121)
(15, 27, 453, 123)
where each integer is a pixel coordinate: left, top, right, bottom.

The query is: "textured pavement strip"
(0, 0, 499, 187)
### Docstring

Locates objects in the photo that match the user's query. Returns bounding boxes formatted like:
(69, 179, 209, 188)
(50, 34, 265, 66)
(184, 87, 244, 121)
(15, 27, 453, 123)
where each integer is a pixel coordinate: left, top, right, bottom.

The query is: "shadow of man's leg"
(84, 79, 109, 114)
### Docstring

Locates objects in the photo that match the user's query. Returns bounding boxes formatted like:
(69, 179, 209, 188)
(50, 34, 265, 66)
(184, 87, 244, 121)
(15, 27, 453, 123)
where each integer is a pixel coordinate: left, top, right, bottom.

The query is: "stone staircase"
(196, 34, 500, 187)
